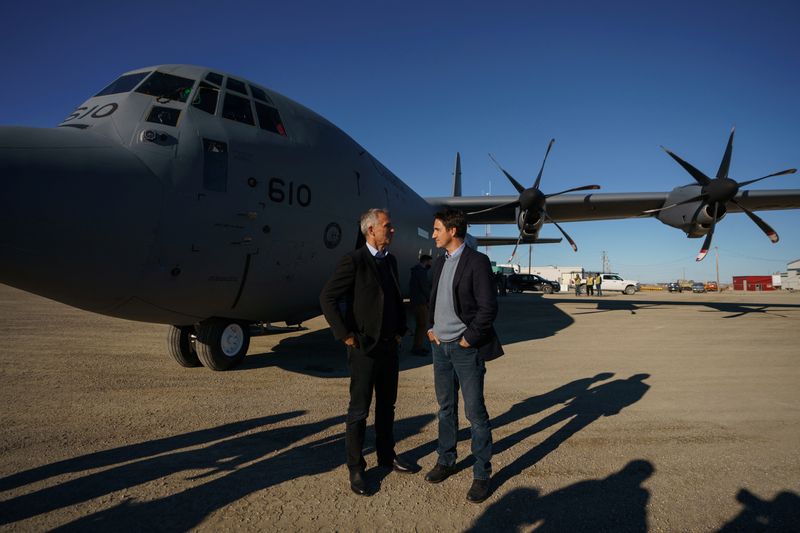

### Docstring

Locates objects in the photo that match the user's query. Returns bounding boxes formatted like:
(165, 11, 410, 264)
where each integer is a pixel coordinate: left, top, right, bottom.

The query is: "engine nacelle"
(656, 185, 726, 238)
(518, 210, 543, 237)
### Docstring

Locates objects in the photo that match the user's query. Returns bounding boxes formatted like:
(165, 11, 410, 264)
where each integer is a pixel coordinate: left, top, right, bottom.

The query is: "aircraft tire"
(195, 319, 250, 371)
(624, 285, 636, 295)
(167, 325, 202, 367)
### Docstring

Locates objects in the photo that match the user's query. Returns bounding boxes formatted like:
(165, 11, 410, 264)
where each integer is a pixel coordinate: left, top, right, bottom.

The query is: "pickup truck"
(598, 273, 640, 295)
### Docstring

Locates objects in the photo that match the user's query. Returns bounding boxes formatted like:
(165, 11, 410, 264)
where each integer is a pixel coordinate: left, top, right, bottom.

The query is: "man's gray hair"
(360, 208, 390, 237)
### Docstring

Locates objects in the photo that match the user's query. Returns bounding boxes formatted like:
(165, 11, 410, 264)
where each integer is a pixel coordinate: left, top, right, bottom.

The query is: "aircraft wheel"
(167, 325, 202, 368)
(195, 319, 250, 371)
(624, 285, 636, 295)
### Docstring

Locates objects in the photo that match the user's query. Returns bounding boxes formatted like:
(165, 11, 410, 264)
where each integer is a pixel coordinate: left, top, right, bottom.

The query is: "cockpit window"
(135, 72, 196, 103)
(205, 72, 223, 86)
(249, 85, 273, 105)
(222, 92, 255, 125)
(95, 71, 151, 96)
(192, 82, 219, 115)
(226, 77, 248, 95)
(254, 101, 286, 136)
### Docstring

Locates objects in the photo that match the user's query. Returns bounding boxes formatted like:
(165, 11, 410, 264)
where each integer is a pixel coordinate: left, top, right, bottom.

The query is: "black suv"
(666, 282, 682, 293)
(507, 274, 560, 294)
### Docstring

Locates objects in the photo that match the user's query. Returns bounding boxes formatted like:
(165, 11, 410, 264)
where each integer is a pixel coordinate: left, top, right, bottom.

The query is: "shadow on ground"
(403, 372, 650, 492)
(543, 296, 800, 319)
(0, 412, 434, 530)
(465, 460, 654, 532)
(240, 295, 577, 376)
(718, 488, 800, 532)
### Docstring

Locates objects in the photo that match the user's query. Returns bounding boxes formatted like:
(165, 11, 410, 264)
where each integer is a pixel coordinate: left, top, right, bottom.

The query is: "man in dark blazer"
(425, 209, 503, 504)
(319, 208, 414, 496)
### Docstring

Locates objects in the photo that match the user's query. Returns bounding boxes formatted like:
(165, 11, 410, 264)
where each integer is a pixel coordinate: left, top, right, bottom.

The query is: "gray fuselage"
(0, 65, 437, 325)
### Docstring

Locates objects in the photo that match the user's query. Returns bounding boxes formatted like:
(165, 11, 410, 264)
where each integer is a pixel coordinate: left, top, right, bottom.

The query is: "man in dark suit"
(319, 208, 415, 496)
(425, 209, 503, 504)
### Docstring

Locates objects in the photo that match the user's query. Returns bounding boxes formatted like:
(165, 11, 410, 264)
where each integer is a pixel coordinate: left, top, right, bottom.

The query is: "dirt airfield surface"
(1, 284, 798, 532)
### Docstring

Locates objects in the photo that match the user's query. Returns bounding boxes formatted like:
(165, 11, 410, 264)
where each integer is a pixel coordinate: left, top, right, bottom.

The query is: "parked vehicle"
(598, 273, 640, 295)
(667, 282, 682, 292)
(705, 281, 718, 292)
(692, 282, 706, 293)
(507, 274, 560, 294)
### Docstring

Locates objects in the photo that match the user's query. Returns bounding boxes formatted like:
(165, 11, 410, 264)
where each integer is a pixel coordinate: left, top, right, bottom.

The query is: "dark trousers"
(346, 339, 399, 471)
(432, 340, 492, 479)
(412, 304, 429, 350)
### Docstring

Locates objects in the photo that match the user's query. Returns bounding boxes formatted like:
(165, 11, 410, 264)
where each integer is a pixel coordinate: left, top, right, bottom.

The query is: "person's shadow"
(717, 488, 800, 532)
(2, 412, 434, 530)
(402, 373, 615, 468)
(490, 374, 651, 490)
(465, 460, 654, 532)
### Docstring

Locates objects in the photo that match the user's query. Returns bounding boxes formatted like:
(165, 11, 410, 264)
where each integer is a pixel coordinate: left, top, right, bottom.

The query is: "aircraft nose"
(0, 126, 163, 314)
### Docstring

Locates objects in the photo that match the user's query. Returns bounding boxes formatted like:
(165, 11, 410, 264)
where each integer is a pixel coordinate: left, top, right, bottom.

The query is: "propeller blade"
(737, 168, 797, 188)
(467, 199, 520, 216)
(696, 202, 719, 261)
(507, 231, 524, 262)
(662, 146, 712, 186)
(731, 199, 779, 243)
(641, 194, 706, 215)
(545, 184, 601, 198)
(533, 138, 555, 190)
(489, 153, 526, 193)
(716, 127, 735, 179)
(543, 213, 578, 252)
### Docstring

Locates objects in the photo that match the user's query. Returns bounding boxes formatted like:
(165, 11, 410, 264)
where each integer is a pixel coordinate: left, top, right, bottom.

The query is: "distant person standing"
(595, 273, 603, 297)
(409, 254, 433, 356)
(426, 209, 503, 504)
(586, 274, 594, 296)
(574, 274, 582, 296)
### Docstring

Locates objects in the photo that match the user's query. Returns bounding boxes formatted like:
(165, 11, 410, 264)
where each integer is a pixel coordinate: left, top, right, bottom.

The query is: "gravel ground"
(0, 285, 798, 532)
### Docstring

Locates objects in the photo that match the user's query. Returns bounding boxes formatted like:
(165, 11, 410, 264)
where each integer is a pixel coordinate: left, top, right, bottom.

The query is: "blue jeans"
(432, 340, 492, 479)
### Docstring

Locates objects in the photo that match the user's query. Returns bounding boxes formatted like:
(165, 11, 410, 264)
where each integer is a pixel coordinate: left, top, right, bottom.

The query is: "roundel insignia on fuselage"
(324, 222, 342, 249)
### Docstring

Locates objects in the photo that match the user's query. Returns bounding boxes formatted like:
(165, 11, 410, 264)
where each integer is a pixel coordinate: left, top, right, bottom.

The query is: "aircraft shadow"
(240, 328, 432, 377)
(494, 293, 575, 345)
(465, 460, 654, 533)
(543, 296, 800, 319)
(401, 373, 617, 470)
(1, 411, 434, 530)
(717, 488, 800, 532)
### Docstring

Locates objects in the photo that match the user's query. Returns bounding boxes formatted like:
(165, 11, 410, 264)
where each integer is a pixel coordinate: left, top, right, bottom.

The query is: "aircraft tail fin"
(452, 152, 462, 197)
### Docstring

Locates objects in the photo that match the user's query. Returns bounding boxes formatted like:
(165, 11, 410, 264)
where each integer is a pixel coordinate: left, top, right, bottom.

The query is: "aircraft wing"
(474, 236, 562, 246)
(425, 189, 800, 224)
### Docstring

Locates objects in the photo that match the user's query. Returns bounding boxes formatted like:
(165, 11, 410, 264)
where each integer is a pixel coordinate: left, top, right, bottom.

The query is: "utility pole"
(715, 246, 720, 292)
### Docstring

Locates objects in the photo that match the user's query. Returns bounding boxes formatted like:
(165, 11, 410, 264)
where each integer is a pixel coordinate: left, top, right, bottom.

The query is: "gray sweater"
(433, 252, 467, 342)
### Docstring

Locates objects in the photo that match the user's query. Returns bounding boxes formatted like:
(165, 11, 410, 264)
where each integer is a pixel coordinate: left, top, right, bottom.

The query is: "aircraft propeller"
(469, 139, 600, 261)
(643, 127, 796, 261)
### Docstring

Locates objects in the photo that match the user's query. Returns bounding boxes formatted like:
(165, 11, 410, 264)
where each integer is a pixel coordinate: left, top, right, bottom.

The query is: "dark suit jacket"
(319, 246, 407, 355)
(429, 245, 504, 361)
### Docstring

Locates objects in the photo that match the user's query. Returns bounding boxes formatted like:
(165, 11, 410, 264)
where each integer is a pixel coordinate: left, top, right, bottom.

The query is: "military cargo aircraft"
(1, 65, 797, 370)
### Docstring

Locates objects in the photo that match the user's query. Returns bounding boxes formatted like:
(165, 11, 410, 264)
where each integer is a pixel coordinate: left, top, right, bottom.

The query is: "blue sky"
(2, 0, 798, 282)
